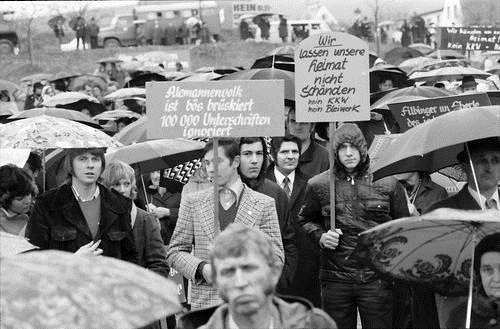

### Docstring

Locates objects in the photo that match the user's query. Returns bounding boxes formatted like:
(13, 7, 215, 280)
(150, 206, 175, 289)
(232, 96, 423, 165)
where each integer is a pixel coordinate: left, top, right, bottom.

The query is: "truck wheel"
(104, 38, 120, 48)
(0, 40, 14, 54)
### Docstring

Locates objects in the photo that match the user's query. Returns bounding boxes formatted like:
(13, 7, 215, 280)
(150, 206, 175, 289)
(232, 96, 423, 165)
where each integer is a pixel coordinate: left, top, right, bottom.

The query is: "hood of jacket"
(331, 123, 369, 179)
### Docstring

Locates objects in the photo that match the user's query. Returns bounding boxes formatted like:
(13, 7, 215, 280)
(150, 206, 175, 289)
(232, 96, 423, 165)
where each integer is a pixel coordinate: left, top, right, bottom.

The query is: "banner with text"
(440, 27, 500, 51)
(295, 32, 370, 122)
(388, 93, 492, 132)
(146, 80, 285, 139)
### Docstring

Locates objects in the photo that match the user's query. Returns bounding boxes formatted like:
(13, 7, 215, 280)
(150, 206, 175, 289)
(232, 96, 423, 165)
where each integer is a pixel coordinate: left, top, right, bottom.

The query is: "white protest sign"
(295, 32, 370, 122)
(146, 80, 285, 139)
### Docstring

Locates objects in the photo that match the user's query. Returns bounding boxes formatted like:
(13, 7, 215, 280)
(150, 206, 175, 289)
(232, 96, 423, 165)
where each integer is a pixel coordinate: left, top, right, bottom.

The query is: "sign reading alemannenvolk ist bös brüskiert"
(295, 32, 370, 122)
(146, 80, 285, 139)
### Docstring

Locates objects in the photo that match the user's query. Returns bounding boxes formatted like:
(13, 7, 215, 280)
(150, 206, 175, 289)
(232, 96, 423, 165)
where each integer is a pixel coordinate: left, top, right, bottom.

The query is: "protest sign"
(146, 80, 285, 139)
(295, 32, 370, 122)
(439, 27, 500, 51)
(388, 93, 492, 132)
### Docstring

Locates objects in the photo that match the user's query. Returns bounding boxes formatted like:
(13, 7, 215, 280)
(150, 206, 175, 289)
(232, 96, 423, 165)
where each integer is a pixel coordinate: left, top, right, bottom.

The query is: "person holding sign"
(166, 138, 284, 310)
(298, 123, 409, 329)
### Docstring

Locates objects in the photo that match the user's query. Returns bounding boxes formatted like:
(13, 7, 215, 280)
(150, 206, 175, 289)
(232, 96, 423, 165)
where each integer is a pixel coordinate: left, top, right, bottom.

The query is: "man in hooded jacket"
(298, 123, 409, 329)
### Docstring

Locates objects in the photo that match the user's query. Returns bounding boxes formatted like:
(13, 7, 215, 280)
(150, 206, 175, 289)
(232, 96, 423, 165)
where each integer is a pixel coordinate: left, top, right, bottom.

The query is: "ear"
(270, 262, 283, 285)
(232, 155, 241, 168)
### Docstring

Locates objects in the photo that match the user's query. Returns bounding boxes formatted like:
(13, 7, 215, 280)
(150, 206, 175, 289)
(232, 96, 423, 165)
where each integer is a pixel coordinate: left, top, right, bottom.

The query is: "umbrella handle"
(465, 231, 477, 329)
(465, 143, 485, 211)
(141, 175, 150, 210)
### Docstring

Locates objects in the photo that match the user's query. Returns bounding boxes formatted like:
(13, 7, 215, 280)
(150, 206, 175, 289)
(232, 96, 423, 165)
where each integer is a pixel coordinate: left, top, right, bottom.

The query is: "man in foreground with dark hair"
(25, 148, 137, 262)
(192, 223, 337, 329)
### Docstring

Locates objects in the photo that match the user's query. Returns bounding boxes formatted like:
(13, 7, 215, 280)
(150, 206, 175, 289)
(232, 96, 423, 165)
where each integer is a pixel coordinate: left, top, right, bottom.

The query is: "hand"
(75, 240, 103, 256)
(147, 203, 157, 212)
(152, 207, 170, 218)
(320, 229, 343, 250)
(202, 263, 213, 284)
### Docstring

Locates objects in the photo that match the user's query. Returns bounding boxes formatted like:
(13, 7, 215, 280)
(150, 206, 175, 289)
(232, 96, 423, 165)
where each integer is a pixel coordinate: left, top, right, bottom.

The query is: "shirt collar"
(273, 166, 295, 185)
(223, 176, 244, 199)
(72, 184, 100, 202)
(467, 185, 499, 210)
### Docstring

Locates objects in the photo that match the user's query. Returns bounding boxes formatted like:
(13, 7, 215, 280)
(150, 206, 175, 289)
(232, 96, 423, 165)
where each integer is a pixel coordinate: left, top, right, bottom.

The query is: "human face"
(239, 142, 264, 180)
(480, 252, 500, 299)
(150, 171, 161, 186)
(275, 141, 300, 176)
(379, 79, 393, 91)
(72, 152, 102, 186)
(337, 143, 361, 173)
(204, 147, 239, 187)
(214, 251, 279, 317)
(93, 86, 102, 98)
(9, 195, 32, 215)
(287, 111, 313, 143)
(465, 150, 500, 194)
(111, 178, 133, 199)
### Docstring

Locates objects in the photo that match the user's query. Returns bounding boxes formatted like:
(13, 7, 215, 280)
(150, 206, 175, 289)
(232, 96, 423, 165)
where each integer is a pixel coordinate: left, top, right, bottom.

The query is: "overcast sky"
(3, 0, 441, 23)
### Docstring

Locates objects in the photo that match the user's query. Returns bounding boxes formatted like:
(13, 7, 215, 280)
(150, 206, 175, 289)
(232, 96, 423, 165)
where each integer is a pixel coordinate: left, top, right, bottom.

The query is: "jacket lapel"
(200, 193, 217, 239)
(235, 187, 258, 227)
(49, 184, 92, 240)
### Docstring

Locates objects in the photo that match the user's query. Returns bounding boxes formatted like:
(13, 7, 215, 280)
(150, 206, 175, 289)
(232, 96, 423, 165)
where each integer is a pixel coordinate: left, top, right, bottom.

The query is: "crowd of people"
(1, 19, 500, 329)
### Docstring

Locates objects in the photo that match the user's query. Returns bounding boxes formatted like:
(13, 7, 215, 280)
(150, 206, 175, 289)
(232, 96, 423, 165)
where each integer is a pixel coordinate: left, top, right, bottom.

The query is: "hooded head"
(331, 123, 369, 177)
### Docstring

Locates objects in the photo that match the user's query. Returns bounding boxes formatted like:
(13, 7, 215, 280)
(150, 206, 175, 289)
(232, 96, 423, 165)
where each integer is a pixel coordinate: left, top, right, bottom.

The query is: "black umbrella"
(123, 73, 167, 88)
(369, 64, 412, 93)
(47, 15, 65, 29)
(55, 100, 107, 117)
(251, 55, 294, 72)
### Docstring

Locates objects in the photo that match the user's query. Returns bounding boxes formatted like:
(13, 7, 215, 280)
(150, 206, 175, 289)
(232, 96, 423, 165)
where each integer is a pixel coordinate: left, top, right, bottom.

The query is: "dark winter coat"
(298, 123, 409, 283)
(26, 183, 137, 263)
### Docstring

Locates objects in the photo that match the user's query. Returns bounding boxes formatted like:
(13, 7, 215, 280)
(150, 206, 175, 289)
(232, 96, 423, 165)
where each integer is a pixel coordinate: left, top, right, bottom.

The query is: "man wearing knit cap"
(460, 75, 478, 94)
(298, 123, 409, 329)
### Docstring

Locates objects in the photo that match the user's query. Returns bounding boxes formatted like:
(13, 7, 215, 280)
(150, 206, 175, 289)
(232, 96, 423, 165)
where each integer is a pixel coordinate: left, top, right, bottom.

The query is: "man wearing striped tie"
(426, 136, 500, 328)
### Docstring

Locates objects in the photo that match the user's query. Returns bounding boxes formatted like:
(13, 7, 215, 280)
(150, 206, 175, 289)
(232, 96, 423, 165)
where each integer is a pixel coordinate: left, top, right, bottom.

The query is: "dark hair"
(474, 233, 500, 296)
(270, 135, 302, 160)
(204, 138, 240, 164)
(0, 165, 36, 209)
(62, 148, 106, 182)
(238, 137, 269, 182)
(25, 151, 43, 175)
(33, 82, 43, 92)
(0, 89, 10, 101)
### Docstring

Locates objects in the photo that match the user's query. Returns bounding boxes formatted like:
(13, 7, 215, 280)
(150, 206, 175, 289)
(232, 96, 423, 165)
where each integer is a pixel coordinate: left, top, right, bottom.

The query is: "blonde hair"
(101, 160, 138, 199)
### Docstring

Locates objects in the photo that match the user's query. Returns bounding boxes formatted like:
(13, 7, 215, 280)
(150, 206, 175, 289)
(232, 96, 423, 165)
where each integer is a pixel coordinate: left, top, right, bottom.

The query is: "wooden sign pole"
(213, 138, 220, 236)
(329, 122, 336, 229)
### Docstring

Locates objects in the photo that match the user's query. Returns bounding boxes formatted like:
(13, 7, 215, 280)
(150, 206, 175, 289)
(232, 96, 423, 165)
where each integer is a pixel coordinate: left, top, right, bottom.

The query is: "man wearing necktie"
(266, 135, 322, 307)
(237, 137, 297, 295)
(166, 138, 284, 310)
(426, 137, 500, 328)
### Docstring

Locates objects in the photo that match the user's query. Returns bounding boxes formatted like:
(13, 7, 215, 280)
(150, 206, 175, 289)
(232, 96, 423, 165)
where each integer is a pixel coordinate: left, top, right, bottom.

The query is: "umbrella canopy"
(194, 66, 241, 75)
(42, 92, 99, 107)
(0, 250, 182, 329)
(0, 102, 19, 118)
(124, 73, 167, 88)
(105, 139, 206, 174)
(0, 231, 38, 257)
(410, 59, 471, 75)
(408, 43, 434, 55)
(68, 74, 108, 93)
(0, 115, 122, 149)
(398, 56, 435, 74)
(103, 87, 146, 100)
(369, 64, 411, 93)
(371, 85, 457, 109)
(49, 70, 82, 82)
(97, 57, 123, 64)
(180, 72, 222, 81)
(250, 55, 294, 72)
(359, 208, 500, 296)
(47, 14, 65, 28)
(114, 116, 148, 145)
(0, 79, 20, 95)
(370, 95, 427, 111)
(268, 45, 296, 56)
(371, 105, 500, 181)
(136, 64, 165, 74)
(20, 73, 53, 84)
(55, 99, 107, 117)
(7, 107, 102, 129)
(93, 110, 142, 121)
(220, 68, 295, 101)
(409, 66, 491, 83)
(427, 49, 466, 60)
(383, 47, 423, 66)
